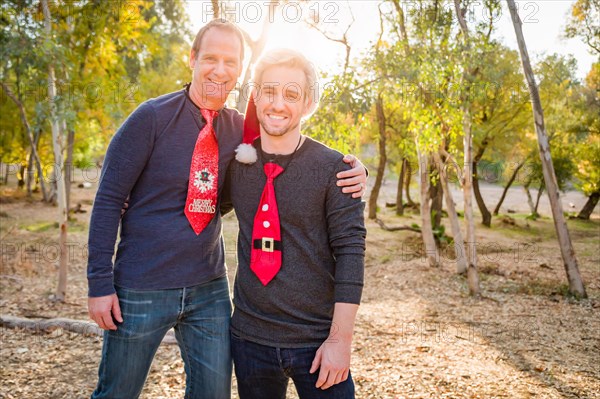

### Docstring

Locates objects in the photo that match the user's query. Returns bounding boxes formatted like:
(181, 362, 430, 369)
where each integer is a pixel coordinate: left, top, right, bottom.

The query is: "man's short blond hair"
(252, 48, 320, 115)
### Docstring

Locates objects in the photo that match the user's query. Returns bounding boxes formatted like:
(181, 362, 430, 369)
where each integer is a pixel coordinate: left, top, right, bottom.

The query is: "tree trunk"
(64, 127, 75, 211)
(494, 161, 524, 215)
(523, 181, 538, 217)
(534, 183, 545, 215)
(47, 174, 57, 204)
(3, 163, 8, 185)
(32, 128, 49, 202)
(405, 161, 415, 206)
(28, 129, 49, 201)
(26, 132, 40, 196)
(396, 158, 406, 216)
(454, 0, 480, 296)
(42, 0, 69, 302)
(577, 191, 600, 220)
(472, 161, 491, 226)
(508, 0, 586, 297)
(430, 170, 443, 232)
(473, 140, 492, 226)
(18, 165, 25, 188)
(416, 146, 438, 267)
(26, 149, 34, 196)
(462, 118, 481, 296)
(435, 152, 467, 274)
(368, 94, 387, 219)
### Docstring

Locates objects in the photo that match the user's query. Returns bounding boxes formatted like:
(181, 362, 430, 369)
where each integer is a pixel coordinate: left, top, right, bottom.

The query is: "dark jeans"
(91, 277, 232, 399)
(231, 332, 355, 399)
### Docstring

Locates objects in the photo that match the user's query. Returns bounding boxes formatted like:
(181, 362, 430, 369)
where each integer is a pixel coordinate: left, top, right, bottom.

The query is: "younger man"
(225, 49, 366, 398)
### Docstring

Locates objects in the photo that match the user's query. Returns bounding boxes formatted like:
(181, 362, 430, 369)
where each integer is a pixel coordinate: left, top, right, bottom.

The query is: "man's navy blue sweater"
(87, 89, 243, 297)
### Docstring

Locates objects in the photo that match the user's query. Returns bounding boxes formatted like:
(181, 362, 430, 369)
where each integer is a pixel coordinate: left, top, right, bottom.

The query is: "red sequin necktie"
(251, 162, 284, 285)
(185, 109, 219, 235)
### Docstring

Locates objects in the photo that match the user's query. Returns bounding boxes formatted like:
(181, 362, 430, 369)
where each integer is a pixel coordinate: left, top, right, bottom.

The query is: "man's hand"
(88, 294, 123, 330)
(338, 154, 367, 198)
(310, 336, 352, 390)
(121, 198, 129, 217)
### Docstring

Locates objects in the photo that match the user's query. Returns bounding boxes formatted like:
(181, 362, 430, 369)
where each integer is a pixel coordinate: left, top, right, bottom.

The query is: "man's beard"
(259, 119, 301, 137)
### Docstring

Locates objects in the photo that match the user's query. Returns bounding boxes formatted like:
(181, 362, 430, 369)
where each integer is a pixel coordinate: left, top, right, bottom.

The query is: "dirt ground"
(0, 174, 599, 399)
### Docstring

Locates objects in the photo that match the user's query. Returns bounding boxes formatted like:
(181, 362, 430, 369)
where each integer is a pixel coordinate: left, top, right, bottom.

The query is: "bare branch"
(304, 0, 354, 75)
(453, 0, 470, 39)
(0, 315, 178, 344)
(375, 218, 421, 233)
(391, 0, 410, 55)
(211, 0, 220, 18)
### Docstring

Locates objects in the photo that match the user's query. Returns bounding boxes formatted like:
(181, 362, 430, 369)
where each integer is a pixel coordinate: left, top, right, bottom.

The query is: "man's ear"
(303, 96, 316, 118)
(237, 60, 244, 79)
(189, 49, 196, 69)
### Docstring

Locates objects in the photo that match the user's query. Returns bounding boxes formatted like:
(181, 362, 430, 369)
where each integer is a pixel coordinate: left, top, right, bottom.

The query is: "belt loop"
(180, 287, 186, 315)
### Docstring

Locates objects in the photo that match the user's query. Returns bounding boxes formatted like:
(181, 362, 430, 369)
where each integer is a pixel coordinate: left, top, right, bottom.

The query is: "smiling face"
(255, 65, 312, 138)
(188, 27, 243, 110)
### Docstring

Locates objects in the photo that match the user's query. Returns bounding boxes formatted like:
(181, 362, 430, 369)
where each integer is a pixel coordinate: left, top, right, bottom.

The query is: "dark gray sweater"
(224, 137, 366, 348)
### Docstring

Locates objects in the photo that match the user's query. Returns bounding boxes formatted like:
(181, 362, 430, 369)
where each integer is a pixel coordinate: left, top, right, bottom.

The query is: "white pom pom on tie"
(235, 143, 258, 164)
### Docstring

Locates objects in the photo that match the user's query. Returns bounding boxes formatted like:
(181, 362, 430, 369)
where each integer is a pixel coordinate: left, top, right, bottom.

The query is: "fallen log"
(375, 218, 421, 233)
(0, 315, 177, 344)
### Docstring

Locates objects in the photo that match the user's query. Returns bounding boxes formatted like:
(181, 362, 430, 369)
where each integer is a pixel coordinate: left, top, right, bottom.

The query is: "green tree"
(0, 0, 192, 301)
(564, 0, 600, 54)
(574, 63, 600, 219)
(469, 45, 531, 226)
(507, 0, 586, 298)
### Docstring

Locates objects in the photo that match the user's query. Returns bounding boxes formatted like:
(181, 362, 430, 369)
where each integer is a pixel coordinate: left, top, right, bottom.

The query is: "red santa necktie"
(251, 162, 284, 285)
(185, 109, 219, 235)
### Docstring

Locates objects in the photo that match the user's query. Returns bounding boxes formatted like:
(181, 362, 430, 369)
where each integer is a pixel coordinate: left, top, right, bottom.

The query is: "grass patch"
(24, 222, 59, 232)
(379, 254, 392, 264)
(497, 278, 574, 298)
(69, 220, 88, 232)
(22, 220, 87, 233)
(566, 218, 600, 232)
(479, 262, 504, 276)
(493, 214, 559, 239)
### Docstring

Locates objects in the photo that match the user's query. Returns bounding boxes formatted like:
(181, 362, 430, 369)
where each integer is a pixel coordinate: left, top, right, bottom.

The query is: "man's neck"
(260, 131, 303, 155)
(188, 83, 225, 111)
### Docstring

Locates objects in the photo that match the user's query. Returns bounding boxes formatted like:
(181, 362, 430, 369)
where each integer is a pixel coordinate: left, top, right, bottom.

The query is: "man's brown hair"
(191, 19, 245, 62)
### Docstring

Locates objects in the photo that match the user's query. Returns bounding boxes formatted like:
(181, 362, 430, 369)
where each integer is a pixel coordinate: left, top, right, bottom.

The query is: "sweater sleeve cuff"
(88, 277, 116, 297)
(334, 282, 363, 304)
(334, 253, 364, 304)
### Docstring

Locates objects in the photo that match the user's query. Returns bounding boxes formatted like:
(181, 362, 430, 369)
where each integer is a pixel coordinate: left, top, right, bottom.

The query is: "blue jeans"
(231, 333, 355, 399)
(91, 277, 232, 399)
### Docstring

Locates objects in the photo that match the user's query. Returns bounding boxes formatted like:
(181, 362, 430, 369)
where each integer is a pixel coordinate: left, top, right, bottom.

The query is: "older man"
(87, 20, 366, 399)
